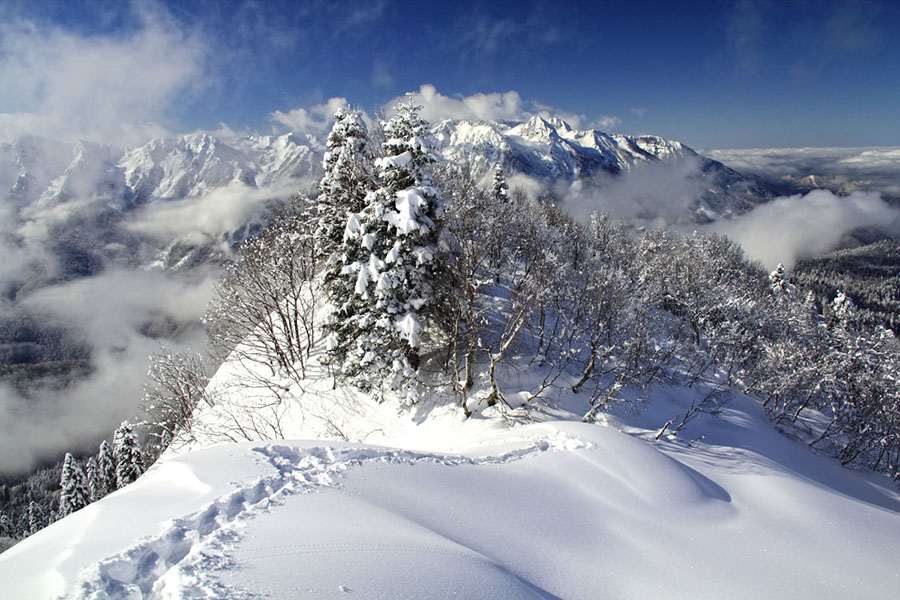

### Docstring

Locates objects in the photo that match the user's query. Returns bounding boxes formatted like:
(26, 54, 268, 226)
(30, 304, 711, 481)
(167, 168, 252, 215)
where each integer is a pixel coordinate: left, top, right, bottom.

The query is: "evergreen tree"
(84, 456, 99, 502)
(96, 439, 117, 498)
(114, 422, 145, 488)
(831, 290, 858, 330)
(27, 500, 44, 536)
(317, 108, 376, 258)
(58, 453, 90, 517)
(325, 99, 438, 399)
(491, 163, 509, 203)
(769, 263, 795, 298)
(0, 512, 13, 537)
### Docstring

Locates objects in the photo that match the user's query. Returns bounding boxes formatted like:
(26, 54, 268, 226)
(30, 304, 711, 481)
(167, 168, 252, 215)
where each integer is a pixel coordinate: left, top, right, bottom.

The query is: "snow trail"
(70, 434, 586, 599)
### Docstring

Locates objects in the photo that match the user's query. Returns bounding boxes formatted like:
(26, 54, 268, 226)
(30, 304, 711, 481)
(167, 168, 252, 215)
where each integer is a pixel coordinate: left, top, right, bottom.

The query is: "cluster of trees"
(204, 101, 440, 408)
(196, 101, 900, 480)
(0, 422, 145, 541)
(795, 239, 900, 334)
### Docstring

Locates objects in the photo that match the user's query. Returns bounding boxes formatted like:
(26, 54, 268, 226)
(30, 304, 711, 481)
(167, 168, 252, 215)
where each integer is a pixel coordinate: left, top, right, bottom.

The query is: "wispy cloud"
(336, 0, 389, 34)
(270, 97, 350, 137)
(0, 268, 217, 473)
(725, 0, 764, 75)
(387, 84, 620, 132)
(792, 0, 884, 80)
(826, 0, 882, 53)
(450, 7, 564, 60)
(0, 5, 209, 147)
(124, 181, 301, 245)
(371, 58, 394, 89)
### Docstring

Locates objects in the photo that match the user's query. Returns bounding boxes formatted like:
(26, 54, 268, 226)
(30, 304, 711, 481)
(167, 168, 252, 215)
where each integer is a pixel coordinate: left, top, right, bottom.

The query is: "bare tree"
(206, 195, 322, 390)
(141, 349, 213, 449)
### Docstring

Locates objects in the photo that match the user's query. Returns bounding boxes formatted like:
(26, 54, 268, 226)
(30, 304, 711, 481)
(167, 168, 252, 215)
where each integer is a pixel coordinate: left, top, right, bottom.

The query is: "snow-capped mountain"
(433, 115, 775, 220)
(435, 115, 661, 178)
(1, 116, 773, 244)
(0, 132, 319, 212)
(0, 131, 320, 283)
(119, 132, 319, 203)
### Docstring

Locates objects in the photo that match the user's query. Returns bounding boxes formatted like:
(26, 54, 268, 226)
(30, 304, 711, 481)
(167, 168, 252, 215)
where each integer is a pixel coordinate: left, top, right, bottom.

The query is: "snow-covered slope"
(120, 132, 318, 203)
(3, 379, 900, 599)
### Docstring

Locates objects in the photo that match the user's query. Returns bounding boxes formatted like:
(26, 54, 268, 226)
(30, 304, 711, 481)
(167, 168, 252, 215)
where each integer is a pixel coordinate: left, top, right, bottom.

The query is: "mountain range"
(2, 116, 773, 251)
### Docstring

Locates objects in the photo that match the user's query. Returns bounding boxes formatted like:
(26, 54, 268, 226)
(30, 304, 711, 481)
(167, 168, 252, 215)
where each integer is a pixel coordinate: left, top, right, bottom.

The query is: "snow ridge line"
(69, 433, 588, 600)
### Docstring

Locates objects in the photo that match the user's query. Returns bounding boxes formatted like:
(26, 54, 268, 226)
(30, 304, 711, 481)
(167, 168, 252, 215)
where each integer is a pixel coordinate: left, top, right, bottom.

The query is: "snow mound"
(3, 400, 900, 599)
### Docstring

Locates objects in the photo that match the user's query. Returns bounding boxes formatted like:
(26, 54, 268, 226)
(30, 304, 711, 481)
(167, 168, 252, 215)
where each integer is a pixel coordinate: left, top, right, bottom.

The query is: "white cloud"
(708, 189, 900, 270)
(0, 8, 209, 147)
(0, 268, 217, 473)
(558, 155, 708, 227)
(387, 84, 621, 132)
(270, 97, 350, 137)
(125, 181, 298, 245)
(706, 146, 900, 196)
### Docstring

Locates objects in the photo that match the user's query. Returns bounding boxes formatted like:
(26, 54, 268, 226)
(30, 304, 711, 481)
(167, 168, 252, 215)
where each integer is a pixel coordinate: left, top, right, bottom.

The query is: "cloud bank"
(0, 268, 218, 474)
(709, 189, 900, 270)
(125, 181, 298, 246)
(707, 146, 900, 197)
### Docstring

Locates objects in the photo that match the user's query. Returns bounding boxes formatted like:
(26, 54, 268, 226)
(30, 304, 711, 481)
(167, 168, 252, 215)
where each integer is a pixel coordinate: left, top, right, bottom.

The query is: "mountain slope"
(2, 387, 899, 599)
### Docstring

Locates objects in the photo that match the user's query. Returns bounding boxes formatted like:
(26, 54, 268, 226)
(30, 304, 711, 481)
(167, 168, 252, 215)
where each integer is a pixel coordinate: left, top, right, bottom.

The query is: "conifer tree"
(317, 108, 376, 258)
(0, 512, 13, 537)
(84, 456, 99, 502)
(27, 500, 44, 536)
(769, 263, 795, 298)
(831, 290, 858, 330)
(491, 163, 509, 203)
(96, 439, 117, 498)
(58, 453, 90, 517)
(325, 99, 438, 399)
(114, 422, 145, 488)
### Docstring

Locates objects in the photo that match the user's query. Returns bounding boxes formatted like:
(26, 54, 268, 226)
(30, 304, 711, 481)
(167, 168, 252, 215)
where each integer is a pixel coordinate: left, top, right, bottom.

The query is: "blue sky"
(1, 0, 898, 149)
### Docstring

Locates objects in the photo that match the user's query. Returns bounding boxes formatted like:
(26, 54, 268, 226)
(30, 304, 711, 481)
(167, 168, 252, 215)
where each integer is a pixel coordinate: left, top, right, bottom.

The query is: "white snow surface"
(3, 374, 900, 599)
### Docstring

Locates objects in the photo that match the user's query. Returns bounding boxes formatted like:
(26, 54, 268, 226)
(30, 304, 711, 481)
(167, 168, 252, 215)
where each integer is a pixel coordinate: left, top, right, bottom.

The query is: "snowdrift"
(3, 387, 900, 599)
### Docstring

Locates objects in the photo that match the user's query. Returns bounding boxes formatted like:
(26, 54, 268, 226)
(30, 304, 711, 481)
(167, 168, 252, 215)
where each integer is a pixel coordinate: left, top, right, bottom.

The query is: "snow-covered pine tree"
(317, 108, 376, 259)
(27, 500, 44, 536)
(325, 99, 438, 400)
(491, 163, 509, 203)
(831, 290, 858, 330)
(96, 439, 117, 498)
(768, 263, 795, 298)
(84, 456, 99, 502)
(114, 422, 145, 488)
(0, 512, 12, 537)
(58, 453, 90, 517)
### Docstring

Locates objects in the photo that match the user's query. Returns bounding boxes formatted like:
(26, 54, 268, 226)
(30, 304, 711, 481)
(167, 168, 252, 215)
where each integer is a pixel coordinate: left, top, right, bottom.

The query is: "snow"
(3, 379, 900, 599)
(384, 188, 428, 235)
(394, 311, 421, 347)
(374, 151, 412, 171)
